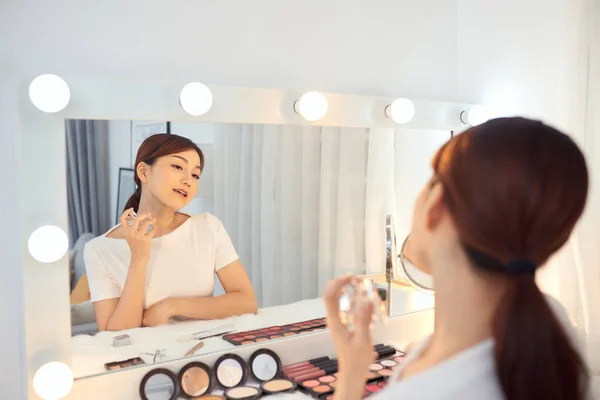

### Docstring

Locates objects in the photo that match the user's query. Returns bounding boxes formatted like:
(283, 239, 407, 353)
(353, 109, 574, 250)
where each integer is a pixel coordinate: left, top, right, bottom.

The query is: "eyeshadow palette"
(288, 345, 406, 399)
(222, 318, 327, 346)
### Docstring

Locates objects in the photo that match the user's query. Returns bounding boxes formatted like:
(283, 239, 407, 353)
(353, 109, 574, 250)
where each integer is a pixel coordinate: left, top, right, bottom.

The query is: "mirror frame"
(17, 76, 470, 396)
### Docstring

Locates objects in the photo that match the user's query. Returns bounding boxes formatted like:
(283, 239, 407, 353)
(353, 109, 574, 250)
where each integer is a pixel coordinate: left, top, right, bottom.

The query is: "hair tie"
(506, 259, 536, 277)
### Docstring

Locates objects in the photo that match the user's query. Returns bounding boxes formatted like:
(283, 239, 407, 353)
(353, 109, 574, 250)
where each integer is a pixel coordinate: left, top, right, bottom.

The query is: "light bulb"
(28, 225, 69, 263)
(461, 105, 488, 126)
(33, 362, 73, 400)
(385, 98, 415, 124)
(28, 74, 70, 113)
(294, 91, 328, 121)
(179, 82, 213, 116)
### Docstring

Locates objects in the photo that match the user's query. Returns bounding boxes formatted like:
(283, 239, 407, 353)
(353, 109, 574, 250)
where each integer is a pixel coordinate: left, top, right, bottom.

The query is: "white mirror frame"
(16, 76, 470, 397)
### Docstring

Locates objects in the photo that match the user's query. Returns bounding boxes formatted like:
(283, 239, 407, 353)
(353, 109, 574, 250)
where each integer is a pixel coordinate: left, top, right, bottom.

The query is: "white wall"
(0, 0, 458, 100)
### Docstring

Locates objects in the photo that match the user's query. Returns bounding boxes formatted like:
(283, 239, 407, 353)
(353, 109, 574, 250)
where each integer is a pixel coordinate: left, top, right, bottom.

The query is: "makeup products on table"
(249, 349, 283, 382)
(112, 333, 132, 347)
(223, 386, 262, 400)
(177, 324, 235, 342)
(140, 368, 179, 400)
(184, 341, 205, 357)
(179, 362, 215, 399)
(214, 354, 249, 389)
(222, 317, 327, 346)
(104, 356, 145, 371)
(290, 344, 405, 398)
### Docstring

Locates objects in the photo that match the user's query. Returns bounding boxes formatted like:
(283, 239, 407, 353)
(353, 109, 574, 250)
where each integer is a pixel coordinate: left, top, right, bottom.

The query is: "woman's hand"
(119, 208, 156, 260)
(142, 297, 175, 327)
(324, 276, 377, 400)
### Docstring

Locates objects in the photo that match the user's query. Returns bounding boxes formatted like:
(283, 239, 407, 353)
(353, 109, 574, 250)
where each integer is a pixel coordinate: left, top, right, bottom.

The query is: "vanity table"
(67, 308, 434, 399)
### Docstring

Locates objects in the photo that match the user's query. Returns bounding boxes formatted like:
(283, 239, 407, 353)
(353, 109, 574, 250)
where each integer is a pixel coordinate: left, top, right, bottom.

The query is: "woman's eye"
(172, 164, 183, 170)
(193, 174, 200, 180)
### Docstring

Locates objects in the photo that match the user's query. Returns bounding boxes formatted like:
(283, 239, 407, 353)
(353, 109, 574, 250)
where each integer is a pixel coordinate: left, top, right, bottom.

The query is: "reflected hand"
(142, 298, 175, 327)
(323, 276, 376, 398)
(119, 208, 157, 261)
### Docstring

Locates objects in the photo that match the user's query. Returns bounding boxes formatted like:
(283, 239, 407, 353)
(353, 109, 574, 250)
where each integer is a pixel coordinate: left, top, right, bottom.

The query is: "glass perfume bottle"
(339, 278, 387, 331)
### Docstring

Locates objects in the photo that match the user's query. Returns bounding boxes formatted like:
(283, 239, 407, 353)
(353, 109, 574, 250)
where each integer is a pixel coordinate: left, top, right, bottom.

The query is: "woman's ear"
(136, 162, 149, 184)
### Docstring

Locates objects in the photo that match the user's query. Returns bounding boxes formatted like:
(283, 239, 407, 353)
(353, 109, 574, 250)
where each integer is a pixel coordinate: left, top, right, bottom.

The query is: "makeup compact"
(249, 349, 282, 382)
(223, 386, 262, 400)
(261, 379, 298, 395)
(140, 368, 179, 400)
(214, 354, 249, 389)
(178, 362, 215, 399)
(222, 318, 327, 346)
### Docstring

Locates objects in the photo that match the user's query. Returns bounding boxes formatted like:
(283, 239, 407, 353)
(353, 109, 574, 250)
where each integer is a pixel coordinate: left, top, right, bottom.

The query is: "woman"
(84, 133, 257, 331)
(324, 118, 589, 399)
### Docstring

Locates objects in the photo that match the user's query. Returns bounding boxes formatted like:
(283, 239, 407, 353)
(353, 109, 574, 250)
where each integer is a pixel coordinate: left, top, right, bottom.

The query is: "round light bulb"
(28, 225, 69, 263)
(33, 362, 73, 400)
(179, 82, 213, 116)
(28, 74, 70, 113)
(461, 105, 488, 126)
(294, 91, 328, 121)
(385, 98, 415, 124)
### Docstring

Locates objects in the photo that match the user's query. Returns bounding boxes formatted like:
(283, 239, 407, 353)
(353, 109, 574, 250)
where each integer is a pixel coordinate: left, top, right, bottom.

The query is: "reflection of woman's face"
(182, 367, 209, 396)
(141, 149, 201, 210)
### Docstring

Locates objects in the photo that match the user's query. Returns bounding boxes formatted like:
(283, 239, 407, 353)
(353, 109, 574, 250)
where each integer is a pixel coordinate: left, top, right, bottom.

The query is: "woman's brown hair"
(124, 133, 204, 212)
(433, 117, 589, 400)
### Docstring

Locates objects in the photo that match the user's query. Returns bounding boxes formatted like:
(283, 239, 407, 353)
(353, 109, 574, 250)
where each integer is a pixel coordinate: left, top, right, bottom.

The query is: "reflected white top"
(84, 213, 238, 309)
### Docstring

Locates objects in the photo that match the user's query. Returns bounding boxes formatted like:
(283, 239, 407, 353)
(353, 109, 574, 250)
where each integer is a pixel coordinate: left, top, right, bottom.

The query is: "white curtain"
(535, 0, 600, 390)
(213, 124, 449, 307)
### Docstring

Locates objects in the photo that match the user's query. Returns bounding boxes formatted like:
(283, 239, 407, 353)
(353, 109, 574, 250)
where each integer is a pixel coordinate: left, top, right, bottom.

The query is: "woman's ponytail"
(493, 275, 588, 400)
(123, 187, 141, 213)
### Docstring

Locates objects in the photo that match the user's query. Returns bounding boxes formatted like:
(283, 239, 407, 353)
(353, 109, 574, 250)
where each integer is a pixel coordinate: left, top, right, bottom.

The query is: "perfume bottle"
(339, 278, 387, 331)
(126, 210, 155, 234)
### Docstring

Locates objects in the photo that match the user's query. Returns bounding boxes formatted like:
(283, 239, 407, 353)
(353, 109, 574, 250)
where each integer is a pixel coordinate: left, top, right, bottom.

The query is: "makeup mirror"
(140, 368, 179, 400)
(249, 349, 282, 382)
(399, 234, 434, 294)
(215, 354, 247, 388)
(179, 362, 214, 398)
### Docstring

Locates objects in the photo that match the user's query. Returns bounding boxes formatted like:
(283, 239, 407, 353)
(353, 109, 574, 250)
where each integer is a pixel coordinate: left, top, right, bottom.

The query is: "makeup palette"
(288, 344, 405, 399)
(222, 318, 327, 346)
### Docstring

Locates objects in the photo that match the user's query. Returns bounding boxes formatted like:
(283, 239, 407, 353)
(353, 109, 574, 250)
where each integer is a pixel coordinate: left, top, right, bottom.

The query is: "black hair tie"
(506, 259, 537, 277)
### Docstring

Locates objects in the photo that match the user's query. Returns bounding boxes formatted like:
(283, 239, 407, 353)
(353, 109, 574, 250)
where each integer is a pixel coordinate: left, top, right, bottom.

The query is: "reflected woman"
(84, 133, 257, 331)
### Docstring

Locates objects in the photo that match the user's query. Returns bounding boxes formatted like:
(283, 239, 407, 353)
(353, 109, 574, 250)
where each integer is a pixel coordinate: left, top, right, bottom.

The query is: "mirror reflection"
(181, 366, 210, 397)
(66, 119, 449, 378)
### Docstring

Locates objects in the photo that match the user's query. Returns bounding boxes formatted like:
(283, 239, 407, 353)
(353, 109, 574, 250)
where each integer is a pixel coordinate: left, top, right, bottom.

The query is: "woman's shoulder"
(187, 212, 223, 230)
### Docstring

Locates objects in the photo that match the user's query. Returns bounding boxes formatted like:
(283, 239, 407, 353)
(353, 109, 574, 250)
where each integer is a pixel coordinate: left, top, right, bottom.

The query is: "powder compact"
(248, 349, 298, 395)
(214, 354, 249, 389)
(178, 361, 215, 399)
(223, 386, 262, 400)
(139, 368, 179, 400)
(249, 349, 283, 382)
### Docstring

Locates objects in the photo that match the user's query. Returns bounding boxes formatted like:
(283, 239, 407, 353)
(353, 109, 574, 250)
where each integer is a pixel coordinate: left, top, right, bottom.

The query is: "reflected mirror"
(65, 118, 444, 379)
(140, 369, 178, 400)
(180, 362, 214, 398)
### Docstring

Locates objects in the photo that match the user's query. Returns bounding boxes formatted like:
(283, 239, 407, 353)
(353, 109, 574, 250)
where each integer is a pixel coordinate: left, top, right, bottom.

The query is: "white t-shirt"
(84, 213, 239, 309)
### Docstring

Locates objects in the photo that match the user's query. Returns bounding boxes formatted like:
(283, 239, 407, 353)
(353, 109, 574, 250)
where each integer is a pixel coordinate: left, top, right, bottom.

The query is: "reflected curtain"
(213, 124, 449, 307)
(66, 120, 111, 245)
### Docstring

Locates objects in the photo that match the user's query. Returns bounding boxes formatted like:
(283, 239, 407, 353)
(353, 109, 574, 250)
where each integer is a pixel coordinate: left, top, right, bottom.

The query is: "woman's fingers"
(119, 208, 135, 227)
(131, 212, 151, 234)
